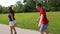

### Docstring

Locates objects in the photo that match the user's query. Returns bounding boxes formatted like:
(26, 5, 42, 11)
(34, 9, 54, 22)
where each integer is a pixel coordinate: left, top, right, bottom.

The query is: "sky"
(0, 0, 23, 7)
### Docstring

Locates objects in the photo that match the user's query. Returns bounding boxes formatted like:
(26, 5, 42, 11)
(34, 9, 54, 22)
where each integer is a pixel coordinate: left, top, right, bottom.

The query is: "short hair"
(36, 3, 41, 7)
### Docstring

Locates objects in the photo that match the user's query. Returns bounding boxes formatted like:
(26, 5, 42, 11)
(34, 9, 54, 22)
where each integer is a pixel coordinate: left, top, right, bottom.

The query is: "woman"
(8, 6, 17, 34)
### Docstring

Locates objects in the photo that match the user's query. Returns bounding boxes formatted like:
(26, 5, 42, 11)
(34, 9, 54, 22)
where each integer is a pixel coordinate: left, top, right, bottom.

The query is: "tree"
(0, 5, 2, 14)
(23, 0, 36, 12)
(1, 7, 7, 13)
(45, 0, 60, 11)
(14, 1, 23, 13)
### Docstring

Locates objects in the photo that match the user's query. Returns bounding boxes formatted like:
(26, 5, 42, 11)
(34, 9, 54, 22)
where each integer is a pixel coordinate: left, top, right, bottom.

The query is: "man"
(36, 3, 49, 34)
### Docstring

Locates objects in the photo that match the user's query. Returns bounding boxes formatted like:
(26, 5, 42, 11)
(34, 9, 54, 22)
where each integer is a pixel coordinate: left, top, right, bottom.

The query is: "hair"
(36, 3, 41, 7)
(8, 6, 14, 16)
(8, 7, 13, 13)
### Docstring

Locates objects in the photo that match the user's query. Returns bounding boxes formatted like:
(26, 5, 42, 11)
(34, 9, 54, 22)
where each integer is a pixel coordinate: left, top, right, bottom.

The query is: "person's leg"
(12, 20, 17, 34)
(40, 24, 45, 34)
(13, 24, 17, 34)
(10, 26, 13, 34)
(44, 24, 49, 34)
(9, 21, 13, 34)
(40, 32, 44, 34)
(45, 30, 48, 34)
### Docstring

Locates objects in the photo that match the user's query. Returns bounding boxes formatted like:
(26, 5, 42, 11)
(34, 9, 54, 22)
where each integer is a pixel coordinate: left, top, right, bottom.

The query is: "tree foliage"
(0, 0, 60, 13)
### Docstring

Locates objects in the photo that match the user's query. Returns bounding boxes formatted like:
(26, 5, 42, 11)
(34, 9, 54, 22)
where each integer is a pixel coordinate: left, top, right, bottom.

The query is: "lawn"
(0, 12, 60, 34)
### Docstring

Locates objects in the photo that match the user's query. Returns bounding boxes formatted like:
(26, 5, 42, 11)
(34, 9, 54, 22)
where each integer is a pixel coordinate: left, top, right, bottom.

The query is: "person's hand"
(12, 19, 14, 21)
(36, 20, 39, 23)
(38, 23, 41, 28)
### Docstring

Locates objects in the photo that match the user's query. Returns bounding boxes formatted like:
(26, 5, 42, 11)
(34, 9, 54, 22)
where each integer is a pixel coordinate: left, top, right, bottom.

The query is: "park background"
(0, 0, 60, 34)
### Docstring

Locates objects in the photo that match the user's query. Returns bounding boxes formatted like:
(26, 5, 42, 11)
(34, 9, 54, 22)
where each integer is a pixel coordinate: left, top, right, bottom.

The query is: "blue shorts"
(40, 23, 48, 32)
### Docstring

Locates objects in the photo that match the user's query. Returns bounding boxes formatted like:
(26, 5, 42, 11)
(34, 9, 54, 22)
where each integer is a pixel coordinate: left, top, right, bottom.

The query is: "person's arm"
(10, 13, 14, 21)
(36, 16, 40, 23)
(38, 14, 43, 28)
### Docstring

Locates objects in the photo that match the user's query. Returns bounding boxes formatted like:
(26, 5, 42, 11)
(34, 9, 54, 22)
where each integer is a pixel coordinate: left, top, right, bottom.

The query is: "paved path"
(0, 24, 51, 34)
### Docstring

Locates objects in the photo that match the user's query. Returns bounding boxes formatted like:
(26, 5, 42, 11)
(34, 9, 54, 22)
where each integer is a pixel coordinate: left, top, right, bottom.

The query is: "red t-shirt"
(40, 8, 48, 24)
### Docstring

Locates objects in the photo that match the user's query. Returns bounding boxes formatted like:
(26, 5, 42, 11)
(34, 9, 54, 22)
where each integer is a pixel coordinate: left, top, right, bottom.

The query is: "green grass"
(0, 12, 60, 34)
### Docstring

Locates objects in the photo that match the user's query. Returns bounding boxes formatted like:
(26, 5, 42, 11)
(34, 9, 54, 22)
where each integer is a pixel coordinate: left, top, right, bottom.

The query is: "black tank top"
(8, 11, 15, 21)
